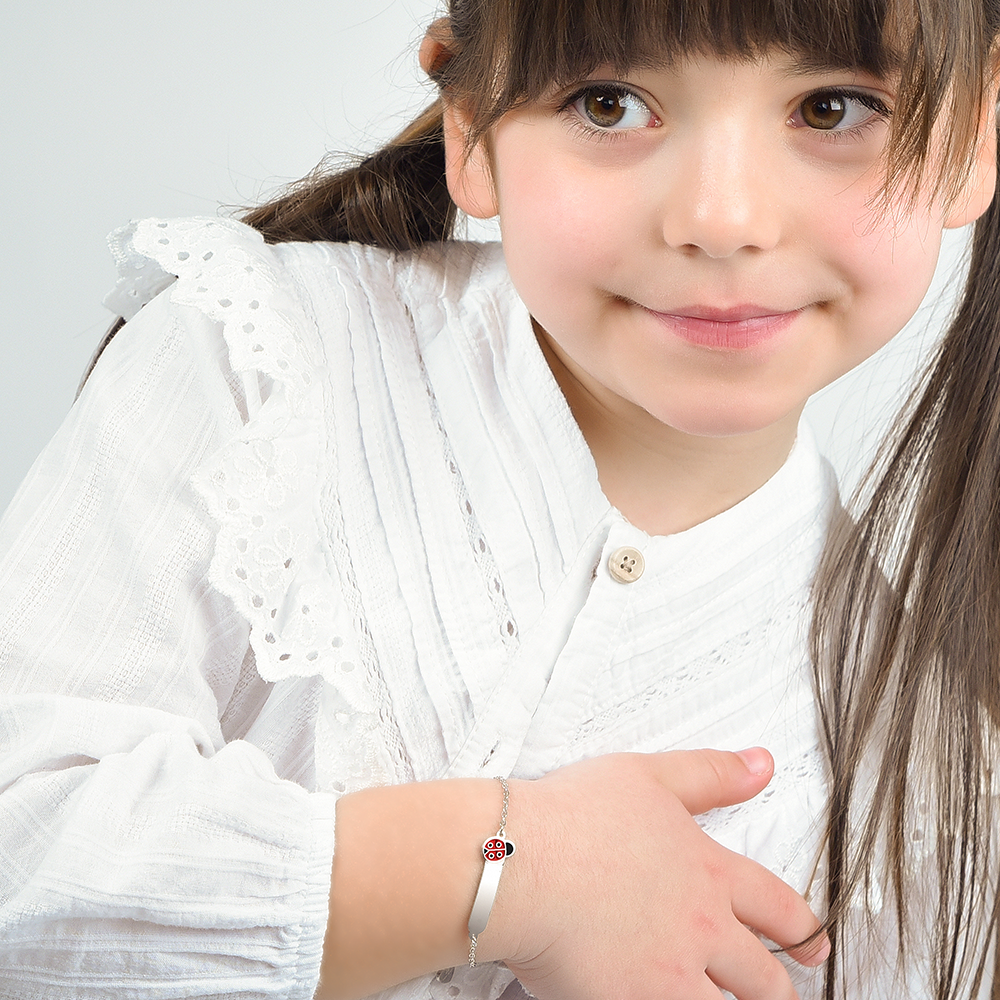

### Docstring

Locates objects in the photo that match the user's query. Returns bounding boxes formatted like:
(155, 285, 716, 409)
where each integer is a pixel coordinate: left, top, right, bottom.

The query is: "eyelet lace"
(105, 217, 365, 697)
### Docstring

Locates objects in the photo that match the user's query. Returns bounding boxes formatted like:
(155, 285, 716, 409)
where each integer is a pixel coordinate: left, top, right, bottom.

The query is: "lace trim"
(315, 458, 414, 794)
(104, 217, 364, 694)
(414, 348, 518, 648)
(559, 595, 806, 765)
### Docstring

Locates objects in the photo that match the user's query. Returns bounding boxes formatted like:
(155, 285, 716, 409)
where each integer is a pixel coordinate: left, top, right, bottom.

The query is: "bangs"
(441, 0, 999, 205)
(464, 0, 893, 92)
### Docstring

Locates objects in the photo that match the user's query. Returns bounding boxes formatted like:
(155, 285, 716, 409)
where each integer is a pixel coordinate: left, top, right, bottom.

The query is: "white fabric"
(0, 217, 964, 999)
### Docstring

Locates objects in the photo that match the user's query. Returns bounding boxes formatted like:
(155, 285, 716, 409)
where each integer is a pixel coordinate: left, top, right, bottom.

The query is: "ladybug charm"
(482, 835, 515, 863)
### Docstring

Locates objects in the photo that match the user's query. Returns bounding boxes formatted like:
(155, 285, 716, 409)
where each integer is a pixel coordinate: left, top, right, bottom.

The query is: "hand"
(487, 749, 828, 1000)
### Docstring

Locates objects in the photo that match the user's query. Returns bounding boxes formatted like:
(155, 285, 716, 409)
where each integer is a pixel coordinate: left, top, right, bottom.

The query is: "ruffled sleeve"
(106, 216, 363, 687)
(0, 217, 345, 998)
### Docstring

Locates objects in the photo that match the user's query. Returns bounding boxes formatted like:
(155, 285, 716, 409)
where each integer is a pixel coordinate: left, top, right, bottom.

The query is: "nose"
(660, 126, 782, 258)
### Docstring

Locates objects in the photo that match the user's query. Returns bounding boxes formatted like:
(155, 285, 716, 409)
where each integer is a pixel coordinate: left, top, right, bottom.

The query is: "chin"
(658, 402, 800, 440)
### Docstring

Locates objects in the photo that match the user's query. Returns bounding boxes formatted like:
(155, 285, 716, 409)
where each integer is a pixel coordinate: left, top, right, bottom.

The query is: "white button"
(608, 546, 644, 583)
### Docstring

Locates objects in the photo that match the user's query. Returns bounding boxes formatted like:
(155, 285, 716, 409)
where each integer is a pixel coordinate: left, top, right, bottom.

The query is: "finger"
(655, 747, 775, 815)
(686, 978, 728, 1000)
(648, 973, 725, 1000)
(707, 922, 801, 1000)
(729, 856, 830, 967)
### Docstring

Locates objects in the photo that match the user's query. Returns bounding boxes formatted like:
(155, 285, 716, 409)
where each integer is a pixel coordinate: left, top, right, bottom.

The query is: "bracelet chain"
(469, 777, 510, 968)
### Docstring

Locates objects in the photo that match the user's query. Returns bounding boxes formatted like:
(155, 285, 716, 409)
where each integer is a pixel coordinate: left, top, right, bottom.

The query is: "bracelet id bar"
(468, 834, 516, 937)
(468, 777, 515, 967)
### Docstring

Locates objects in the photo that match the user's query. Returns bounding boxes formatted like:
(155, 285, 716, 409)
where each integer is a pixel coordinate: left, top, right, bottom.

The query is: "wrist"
(322, 777, 512, 999)
(463, 777, 544, 967)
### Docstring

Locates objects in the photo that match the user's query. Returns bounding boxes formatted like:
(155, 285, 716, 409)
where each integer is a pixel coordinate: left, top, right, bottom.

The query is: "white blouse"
(0, 216, 930, 999)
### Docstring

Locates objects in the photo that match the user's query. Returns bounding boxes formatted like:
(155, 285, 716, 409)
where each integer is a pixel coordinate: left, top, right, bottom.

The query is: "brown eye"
(583, 90, 629, 127)
(570, 86, 655, 131)
(800, 93, 847, 130)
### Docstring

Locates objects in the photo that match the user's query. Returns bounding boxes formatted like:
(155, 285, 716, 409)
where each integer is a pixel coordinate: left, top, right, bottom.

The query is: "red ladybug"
(482, 837, 515, 862)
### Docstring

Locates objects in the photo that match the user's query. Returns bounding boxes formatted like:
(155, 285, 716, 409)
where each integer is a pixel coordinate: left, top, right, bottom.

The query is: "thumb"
(656, 747, 774, 815)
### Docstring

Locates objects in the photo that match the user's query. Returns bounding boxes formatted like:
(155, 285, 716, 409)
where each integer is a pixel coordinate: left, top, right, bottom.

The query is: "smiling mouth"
(639, 304, 805, 350)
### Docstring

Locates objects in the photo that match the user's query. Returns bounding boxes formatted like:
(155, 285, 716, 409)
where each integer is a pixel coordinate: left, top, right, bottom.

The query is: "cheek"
(493, 140, 633, 284)
(826, 207, 944, 355)
(502, 188, 607, 268)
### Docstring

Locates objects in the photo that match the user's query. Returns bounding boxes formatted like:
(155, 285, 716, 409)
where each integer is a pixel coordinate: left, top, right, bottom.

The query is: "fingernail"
(736, 747, 771, 775)
(807, 936, 831, 966)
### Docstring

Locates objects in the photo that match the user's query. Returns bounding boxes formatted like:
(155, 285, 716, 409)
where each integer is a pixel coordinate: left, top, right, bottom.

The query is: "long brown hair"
(811, 128, 1000, 997)
(124, 0, 1000, 994)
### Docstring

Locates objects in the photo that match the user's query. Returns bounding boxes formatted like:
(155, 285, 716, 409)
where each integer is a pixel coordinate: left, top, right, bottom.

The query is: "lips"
(640, 303, 804, 350)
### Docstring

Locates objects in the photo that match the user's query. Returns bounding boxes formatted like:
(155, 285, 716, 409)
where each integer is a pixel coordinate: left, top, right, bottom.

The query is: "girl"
(0, 2, 997, 1000)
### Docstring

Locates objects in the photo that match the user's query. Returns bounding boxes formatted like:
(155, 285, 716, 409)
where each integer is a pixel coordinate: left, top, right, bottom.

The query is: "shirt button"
(608, 546, 645, 583)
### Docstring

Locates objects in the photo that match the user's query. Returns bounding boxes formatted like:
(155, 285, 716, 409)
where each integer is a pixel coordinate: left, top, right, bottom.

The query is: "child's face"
(447, 52, 995, 446)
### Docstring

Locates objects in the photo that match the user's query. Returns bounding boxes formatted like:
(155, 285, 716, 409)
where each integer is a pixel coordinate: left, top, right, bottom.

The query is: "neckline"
(498, 277, 828, 546)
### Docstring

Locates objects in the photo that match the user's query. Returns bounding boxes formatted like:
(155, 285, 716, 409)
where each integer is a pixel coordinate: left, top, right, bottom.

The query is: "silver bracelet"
(468, 777, 515, 967)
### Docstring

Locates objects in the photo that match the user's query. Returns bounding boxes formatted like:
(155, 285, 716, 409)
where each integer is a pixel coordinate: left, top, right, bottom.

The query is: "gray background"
(0, 1, 971, 512)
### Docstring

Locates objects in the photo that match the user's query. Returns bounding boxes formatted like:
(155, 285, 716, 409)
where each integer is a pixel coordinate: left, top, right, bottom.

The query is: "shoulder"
(106, 216, 287, 320)
(106, 217, 510, 317)
(275, 237, 511, 322)
(105, 217, 325, 393)
(103, 217, 519, 421)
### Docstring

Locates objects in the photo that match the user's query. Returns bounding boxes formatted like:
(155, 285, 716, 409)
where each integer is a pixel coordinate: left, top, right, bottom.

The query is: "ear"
(944, 88, 998, 229)
(418, 27, 499, 220)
